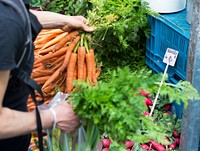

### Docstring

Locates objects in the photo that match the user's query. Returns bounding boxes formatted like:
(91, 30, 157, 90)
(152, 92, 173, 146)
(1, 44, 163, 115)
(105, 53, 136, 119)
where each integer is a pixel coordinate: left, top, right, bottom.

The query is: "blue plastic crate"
(146, 9, 191, 84)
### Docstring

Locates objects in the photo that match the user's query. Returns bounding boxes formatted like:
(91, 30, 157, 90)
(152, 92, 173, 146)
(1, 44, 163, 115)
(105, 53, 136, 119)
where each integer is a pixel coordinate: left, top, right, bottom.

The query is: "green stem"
(101, 26, 109, 41)
(80, 33, 85, 47)
(84, 37, 89, 54)
(74, 41, 80, 53)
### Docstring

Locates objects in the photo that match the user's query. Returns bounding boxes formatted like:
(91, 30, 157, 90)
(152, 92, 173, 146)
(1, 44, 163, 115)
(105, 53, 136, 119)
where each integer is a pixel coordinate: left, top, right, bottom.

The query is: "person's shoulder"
(0, 2, 24, 28)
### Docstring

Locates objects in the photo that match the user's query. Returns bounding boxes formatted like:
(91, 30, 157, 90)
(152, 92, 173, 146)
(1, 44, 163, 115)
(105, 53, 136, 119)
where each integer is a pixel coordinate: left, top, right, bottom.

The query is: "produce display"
(28, 0, 200, 151)
(71, 68, 199, 150)
(27, 29, 101, 112)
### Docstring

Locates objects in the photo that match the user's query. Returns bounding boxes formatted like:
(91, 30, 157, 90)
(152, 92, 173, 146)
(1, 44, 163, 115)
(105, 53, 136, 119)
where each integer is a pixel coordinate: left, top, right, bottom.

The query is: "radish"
(151, 141, 166, 151)
(175, 138, 180, 145)
(141, 144, 150, 150)
(102, 139, 111, 148)
(143, 111, 150, 117)
(140, 90, 150, 97)
(164, 104, 171, 111)
(125, 140, 134, 148)
(102, 147, 109, 151)
(172, 130, 180, 138)
(163, 111, 171, 115)
(145, 98, 153, 106)
(169, 142, 176, 149)
(126, 148, 131, 151)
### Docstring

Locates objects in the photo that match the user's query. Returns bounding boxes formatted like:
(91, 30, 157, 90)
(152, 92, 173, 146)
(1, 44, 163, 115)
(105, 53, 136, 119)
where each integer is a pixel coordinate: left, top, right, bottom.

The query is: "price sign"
(163, 48, 179, 66)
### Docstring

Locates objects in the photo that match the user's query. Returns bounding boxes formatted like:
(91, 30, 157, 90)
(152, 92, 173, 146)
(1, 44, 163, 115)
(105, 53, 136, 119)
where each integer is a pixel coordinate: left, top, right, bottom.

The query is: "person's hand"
(30, 10, 94, 32)
(52, 102, 79, 133)
(61, 16, 94, 32)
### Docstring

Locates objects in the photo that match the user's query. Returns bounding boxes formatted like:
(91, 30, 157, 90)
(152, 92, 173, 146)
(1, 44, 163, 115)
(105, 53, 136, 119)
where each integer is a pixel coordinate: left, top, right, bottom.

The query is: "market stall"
(27, 0, 200, 151)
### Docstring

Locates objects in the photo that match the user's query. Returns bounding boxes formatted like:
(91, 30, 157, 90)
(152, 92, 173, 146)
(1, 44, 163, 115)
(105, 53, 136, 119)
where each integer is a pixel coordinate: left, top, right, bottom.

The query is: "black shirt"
(0, 1, 33, 110)
(0, 0, 42, 150)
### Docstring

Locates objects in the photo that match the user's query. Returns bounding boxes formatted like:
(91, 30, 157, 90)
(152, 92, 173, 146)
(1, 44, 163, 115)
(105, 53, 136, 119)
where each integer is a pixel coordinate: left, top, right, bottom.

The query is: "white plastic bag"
(38, 92, 69, 151)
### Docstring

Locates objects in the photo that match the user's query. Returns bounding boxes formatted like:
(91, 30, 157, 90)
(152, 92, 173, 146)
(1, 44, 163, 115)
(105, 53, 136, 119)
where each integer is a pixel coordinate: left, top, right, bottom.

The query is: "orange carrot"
(34, 43, 45, 49)
(32, 70, 54, 76)
(37, 43, 57, 55)
(77, 34, 86, 81)
(53, 30, 79, 51)
(59, 86, 65, 92)
(35, 32, 59, 44)
(85, 53, 93, 84)
(77, 46, 86, 80)
(32, 63, 46, 72)
(31, 71, 52, 79)
(38, 29, 64, 36)
(35, 46, 68, 64)
(40, 32, 67, 50)
(53, 74, 66, 87)
(34, 76, 51, 83)
(42, 85, 55, 94)
(60, 36, 81, 71)
(50, 60, 64, 71)
(83, 61, 87, 81)
(90, 49, 97, 83)
(95, 67, 102, 79)
(50, 55, 65, 67)
(42, 30, 64, 37)
(34, 53, 42, 60)
(73, 63, 78, 81)
(42, 67, 61, 89)
(84, 38, 93, 84)
(33, 63, 45, 70)
(65, 53, 78, 93)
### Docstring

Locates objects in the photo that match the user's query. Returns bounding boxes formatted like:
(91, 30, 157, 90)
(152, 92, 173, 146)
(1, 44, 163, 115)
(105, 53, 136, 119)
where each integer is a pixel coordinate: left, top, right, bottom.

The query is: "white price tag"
(163, 48, 179, 66)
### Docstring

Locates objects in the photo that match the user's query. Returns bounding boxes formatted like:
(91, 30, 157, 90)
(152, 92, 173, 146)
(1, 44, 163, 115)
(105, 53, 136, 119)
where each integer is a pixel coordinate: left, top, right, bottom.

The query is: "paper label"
(163, 48, 179, 66)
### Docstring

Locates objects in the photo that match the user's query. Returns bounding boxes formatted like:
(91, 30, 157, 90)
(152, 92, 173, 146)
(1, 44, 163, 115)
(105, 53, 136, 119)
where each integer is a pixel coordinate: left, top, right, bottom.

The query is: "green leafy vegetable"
(42, 0, 91, 16)
(70, 67, 200, 149)
(86, 0, 153, 69)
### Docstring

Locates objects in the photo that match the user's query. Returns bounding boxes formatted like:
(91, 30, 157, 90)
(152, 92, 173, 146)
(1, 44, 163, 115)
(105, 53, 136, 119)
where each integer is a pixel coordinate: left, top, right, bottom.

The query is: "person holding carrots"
(0, 0, 93, 151)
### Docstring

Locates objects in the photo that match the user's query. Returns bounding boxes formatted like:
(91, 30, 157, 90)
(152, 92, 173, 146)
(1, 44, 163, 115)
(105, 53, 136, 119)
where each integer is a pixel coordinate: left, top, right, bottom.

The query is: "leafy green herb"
(30, 0, 44, 7)
(85, 0, 152, 70)
(42, 0, 91, 16)
(71, 67, 199, 149)
(70, 67, 200, 149)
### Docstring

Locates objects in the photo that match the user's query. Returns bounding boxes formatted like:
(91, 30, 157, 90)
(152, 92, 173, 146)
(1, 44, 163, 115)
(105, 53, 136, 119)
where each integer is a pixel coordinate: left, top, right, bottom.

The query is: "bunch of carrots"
(27, 29, 101, 112)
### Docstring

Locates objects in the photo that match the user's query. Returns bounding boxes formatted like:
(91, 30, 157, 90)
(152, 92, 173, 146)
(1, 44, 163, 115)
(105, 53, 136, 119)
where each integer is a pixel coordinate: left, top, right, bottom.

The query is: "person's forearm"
(30, 10, 68, 29)
(0, 107, 53, 139)
(30, 9, 94, 32)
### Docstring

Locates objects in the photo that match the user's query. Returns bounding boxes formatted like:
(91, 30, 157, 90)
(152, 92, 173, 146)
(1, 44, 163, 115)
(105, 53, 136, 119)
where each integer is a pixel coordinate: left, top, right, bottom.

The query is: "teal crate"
(146, 9, 191, 84)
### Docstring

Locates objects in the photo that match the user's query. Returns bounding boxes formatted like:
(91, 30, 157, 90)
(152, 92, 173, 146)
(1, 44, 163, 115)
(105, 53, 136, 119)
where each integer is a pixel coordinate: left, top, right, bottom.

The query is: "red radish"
(175, 138, 180, 145)
(151, 141, 166, 151)
(141, 144, 150, 150)
(164, 104, 171, 111)
(102, 139, 111, 148)
(140, 90, 150, 97)
(172, 130, 180, 138)
(102, 148, 109, 151)
(143, 111, 150, 117)
(125, 140, 134, 148)
(145, 98, 153, 106)
(126, 148, 131, 151)
(169, 142, 176, 149)
(163, 111, 171, 115)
